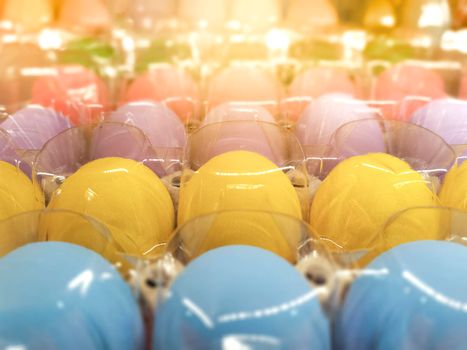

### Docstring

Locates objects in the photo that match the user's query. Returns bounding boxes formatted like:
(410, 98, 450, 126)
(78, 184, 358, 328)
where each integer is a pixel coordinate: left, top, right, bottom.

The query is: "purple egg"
(108, 101, 186, 149)
(333, 119, 455, 177)
(188, 120, 291, 168)
(410, 98, 467, 146)
(294, 94, 383, 177)
(202, 103, 276, 126)
(1, 105, 72, 151)
(295, 94, 379, 146)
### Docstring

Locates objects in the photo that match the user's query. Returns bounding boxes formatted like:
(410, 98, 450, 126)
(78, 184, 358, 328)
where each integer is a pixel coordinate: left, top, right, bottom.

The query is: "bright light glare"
(266, 29, 290, 52)
(38, 29, 63, 50)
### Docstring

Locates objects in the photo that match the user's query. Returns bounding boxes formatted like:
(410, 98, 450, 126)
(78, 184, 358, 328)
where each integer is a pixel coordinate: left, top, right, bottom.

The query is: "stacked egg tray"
(1, 0, 467, 349)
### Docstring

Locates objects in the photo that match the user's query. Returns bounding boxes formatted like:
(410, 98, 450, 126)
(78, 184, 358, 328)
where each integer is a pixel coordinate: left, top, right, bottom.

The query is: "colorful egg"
(290, 67, 357, 100)
(207, 66, 283, 115)
(48, 158, 174, 258)
(374, 64, 446, 121)
(1, 105, 72, 151)
(410, 98, 467, 146)
(295, 94, 378, 147)
(336, 241, 467, 349)
(123, 67, 199, 124)
(202, 103, 276, 126)
(178, 151, 302, 226)
(31, 65, 109, 125)
(310, 153, 440, 253)
(0, 161, 44, 221)
(0, 242, 143, 349)
(109, 101, 186, 149)
(154, 245, 330, 349)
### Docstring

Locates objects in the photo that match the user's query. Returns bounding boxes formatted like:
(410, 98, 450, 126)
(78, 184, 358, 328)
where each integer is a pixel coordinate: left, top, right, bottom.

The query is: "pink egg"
(31, 65, 109, 125)
(207, 66, 283, 116)
(202, 103, 276, 127)
(286, 67, 358, 122)
(58, 0, 111, 33)
(374, 64, 447, 121)
(290, 67, 357, 99)
(123, 67, 200, 124)
(460, 74, 467, 100)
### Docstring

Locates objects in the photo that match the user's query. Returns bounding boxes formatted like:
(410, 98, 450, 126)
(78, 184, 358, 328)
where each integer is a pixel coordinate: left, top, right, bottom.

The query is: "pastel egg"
(207, 65, 283, 115)
(154, 245, 330, 349)
(48, 158, 174, 258)
(336, 241, 467, 349)
(374, 64, 447, 121)
(1, 105, 72, 151)
(122, 67, 199, 124)
(0, 242, 143, 349)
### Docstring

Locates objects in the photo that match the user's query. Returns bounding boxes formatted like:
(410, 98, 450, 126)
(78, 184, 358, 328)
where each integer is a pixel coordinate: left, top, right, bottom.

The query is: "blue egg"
(0, 242, 143, 350)
(336, 241, 467, 350)
(153, 245, 330, 350)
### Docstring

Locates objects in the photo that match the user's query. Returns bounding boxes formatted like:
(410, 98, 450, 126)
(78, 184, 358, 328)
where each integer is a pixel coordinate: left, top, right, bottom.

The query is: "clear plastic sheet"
(0, 105, 73, 175)
(331, 119, 456, 180)
(439, 159, 467, 211)
(304, 116, 456, 180)
(167, 210, 320, 264)
(182, 121, 310, 220)
(0, 158, 44, 221)
(0, 210, 143, 350)
(34, 124, 177, 259)
(308, 125, 454, 262)
(0, 210, 120, 265)
(0, 44, 111, 125)
(30, 65, 110, 124)
(162, 209, 344, 312)
(0, 128, 28, 173)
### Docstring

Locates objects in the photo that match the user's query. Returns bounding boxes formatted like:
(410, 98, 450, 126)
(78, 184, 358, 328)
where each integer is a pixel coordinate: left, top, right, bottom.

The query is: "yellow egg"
(310, 153, 440, 254)
(48, 158, 174, 258)
(0, 161, 44, 221)
(178, 151, 303, 261)
(440, 162, 467, 210)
